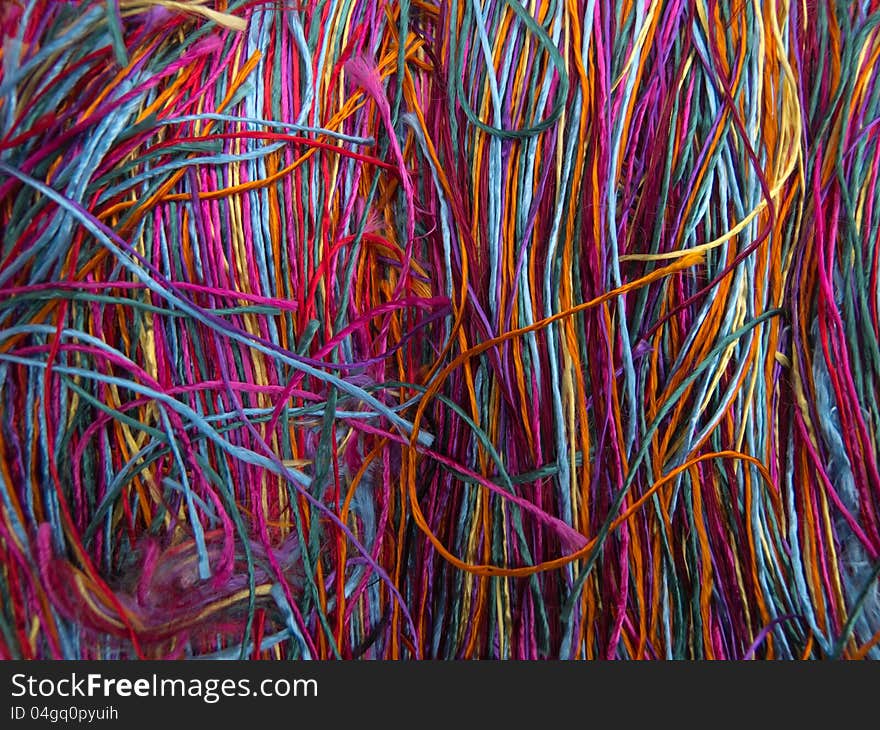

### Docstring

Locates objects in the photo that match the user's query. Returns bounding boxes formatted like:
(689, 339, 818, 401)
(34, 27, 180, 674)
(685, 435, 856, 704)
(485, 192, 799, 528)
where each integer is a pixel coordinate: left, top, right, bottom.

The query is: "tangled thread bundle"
(1, 0, 880, 659)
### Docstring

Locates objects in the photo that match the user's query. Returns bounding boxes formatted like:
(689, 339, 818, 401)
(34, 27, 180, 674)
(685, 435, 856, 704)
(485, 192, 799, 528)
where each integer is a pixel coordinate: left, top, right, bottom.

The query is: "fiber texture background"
(1, 0, 879, 659)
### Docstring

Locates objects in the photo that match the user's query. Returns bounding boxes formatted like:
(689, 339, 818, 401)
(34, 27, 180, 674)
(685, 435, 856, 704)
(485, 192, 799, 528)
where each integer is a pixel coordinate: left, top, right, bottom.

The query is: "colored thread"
(1, 0, 880, 660)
